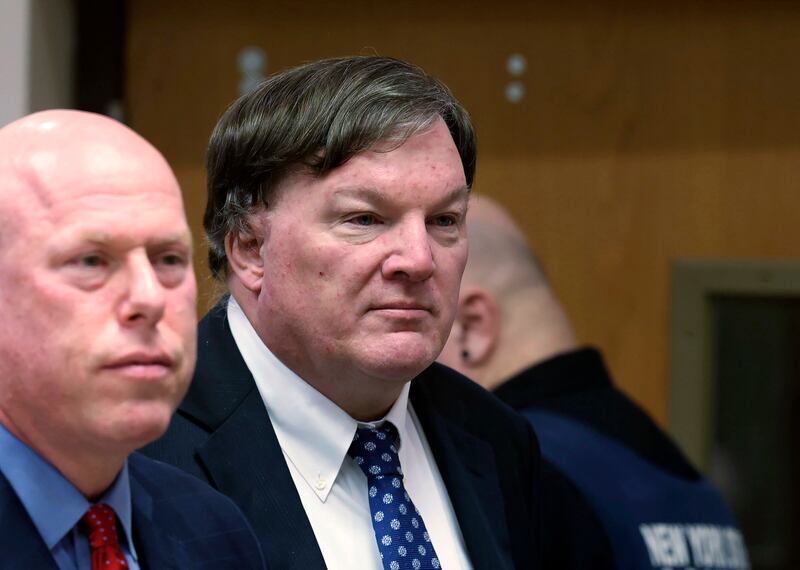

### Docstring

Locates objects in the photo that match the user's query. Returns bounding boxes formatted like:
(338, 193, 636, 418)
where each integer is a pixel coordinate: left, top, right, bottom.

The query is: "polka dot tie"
(348, 422, 441, 570)
(81, 504, 129, 570)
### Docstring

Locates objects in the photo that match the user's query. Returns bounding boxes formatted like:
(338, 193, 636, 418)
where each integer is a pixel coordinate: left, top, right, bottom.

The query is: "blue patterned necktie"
(348, 422, 442, 570)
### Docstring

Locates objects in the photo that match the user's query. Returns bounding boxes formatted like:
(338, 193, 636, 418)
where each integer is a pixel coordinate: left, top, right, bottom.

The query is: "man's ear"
(455, 286, 501, 367)
(225, 221, 266, 294)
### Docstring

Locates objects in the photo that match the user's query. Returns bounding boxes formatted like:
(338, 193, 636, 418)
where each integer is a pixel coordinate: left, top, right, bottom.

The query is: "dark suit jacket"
(142, 301, 541, 570)
(0, 452, 265, 570)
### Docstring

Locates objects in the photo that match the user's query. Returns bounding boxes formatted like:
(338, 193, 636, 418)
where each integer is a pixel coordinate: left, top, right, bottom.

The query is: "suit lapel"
(0, 473, 60, 570)
(184, 301, 326, 570)
(410, 374, 514, 570)
(129, 470, 182, 570)
(196, 389, 326, 569)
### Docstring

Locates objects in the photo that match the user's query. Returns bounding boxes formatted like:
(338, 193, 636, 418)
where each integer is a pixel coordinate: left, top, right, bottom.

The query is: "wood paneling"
(127, 0, 800, 426)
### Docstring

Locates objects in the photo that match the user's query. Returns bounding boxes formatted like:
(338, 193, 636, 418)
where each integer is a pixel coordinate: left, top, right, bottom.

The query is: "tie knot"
(81, 503, 129, 569)
(348, 422, 402, 478)
(81, 503, 121, 543)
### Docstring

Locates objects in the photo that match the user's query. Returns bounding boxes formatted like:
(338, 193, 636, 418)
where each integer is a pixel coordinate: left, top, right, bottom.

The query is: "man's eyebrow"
(331, 186, 384, 201)
(74, 231, 192, 248)
(432, 185, 471, 209)
(147, 232, 193, 247)
(331, 185, 471, 206)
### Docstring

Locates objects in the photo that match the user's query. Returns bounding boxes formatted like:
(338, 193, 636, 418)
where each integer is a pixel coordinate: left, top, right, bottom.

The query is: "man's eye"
(430, 214, 458, 228)
(158, 253, 186, 267)
(75, 254, 106, 268)
(347, 214, 380, 226)
(153, 252, 190, 286)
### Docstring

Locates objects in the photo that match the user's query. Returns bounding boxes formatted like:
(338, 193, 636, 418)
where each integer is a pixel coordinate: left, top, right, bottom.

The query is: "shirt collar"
(227, 296, 410, 502)
(0, 424, 137, 561)
(102, 462, 136, 562)
(358, 384, 411, 444)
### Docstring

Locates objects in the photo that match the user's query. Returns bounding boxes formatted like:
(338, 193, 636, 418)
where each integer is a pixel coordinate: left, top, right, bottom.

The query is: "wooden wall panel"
(127, 0, 800, 426)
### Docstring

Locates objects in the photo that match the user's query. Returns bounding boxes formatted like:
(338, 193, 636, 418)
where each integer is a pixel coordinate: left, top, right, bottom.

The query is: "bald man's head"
(461, 196, 548, 297)
(0, 110, 198, 498)
(0, 110, 177, 222)
(438, 195, 576, 390)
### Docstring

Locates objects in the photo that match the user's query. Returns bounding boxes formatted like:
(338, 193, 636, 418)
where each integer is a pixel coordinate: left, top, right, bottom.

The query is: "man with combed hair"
(143, 56, 541, 570)
(438, 196, 750, 570)
(0, 110, 265, 569)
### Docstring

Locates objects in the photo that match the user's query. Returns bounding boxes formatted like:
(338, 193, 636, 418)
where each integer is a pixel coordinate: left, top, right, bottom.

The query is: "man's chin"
(358, 340, 440, 382)
(104, 404, 175, 450)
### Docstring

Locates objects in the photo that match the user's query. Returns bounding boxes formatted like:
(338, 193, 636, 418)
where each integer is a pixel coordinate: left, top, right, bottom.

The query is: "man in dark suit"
(143, 56, 540, 570)
(438, 196, 750, 570)
(0, 110, 265, 569)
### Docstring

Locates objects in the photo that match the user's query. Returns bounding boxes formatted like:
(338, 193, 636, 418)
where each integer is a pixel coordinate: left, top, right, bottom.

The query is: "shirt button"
(315, 479, 327, 490)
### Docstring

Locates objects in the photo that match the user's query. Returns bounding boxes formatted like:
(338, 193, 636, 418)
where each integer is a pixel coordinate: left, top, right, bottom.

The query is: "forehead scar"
(0, 156, 55, 210)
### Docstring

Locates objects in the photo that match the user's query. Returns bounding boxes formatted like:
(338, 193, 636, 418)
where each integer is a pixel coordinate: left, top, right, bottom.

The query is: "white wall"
(0, 0, 74, 127)
(0, 1, 31, 126)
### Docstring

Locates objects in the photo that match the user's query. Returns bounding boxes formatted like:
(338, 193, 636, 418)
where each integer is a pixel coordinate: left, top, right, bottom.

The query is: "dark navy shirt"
(495, 348, 750, 570)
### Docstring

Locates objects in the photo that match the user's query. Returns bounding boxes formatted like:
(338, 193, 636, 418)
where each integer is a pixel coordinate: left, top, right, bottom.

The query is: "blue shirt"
(0, 424, 140, 570)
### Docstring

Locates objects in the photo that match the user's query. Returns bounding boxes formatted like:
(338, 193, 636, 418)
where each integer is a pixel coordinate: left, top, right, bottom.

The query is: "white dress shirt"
(227, 297, 472, 570)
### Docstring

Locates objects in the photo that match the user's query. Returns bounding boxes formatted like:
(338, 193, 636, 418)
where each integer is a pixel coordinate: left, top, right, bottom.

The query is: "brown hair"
(204, 55, 476, 279)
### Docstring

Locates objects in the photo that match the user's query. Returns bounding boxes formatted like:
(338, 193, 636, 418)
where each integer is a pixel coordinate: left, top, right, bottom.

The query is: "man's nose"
(381, 219, 435, 282)
(119, 252, 166, 326)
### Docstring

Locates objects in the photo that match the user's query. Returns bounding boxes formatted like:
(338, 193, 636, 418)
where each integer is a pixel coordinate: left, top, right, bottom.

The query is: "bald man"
(439, 196, 750, 570)
(0, 110, 265, 569)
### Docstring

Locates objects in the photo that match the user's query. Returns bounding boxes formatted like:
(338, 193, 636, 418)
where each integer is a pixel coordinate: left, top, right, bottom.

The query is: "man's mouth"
(369, 302, 434, 319)
(103, 351, 175, 380)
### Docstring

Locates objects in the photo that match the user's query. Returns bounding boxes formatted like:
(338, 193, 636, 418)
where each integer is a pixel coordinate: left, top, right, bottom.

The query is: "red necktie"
(81, 503, 130, 570)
